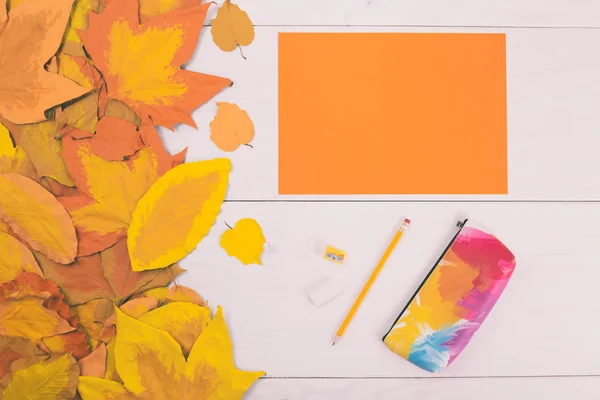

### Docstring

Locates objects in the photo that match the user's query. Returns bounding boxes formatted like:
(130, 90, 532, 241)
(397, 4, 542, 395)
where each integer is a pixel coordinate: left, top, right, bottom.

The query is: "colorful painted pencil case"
(382, 219, 516, 373)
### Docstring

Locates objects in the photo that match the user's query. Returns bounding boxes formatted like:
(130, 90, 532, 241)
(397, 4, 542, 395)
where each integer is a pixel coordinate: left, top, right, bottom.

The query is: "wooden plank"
(204, 0, 600, 28)
(247, 376, 600, 399)
(163, 27, 600, 200)
(180, 202, 600, 377)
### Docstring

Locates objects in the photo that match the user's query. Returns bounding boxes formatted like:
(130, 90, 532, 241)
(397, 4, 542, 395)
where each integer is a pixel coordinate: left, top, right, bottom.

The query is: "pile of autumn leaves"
(0, 0, 263, 399)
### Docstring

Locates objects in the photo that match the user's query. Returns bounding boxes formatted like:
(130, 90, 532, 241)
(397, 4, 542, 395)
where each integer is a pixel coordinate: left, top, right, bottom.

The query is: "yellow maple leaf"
(221, 218, 266, 265)
(0, 354, 79, 400)
(59, 132, 177, 255)
(127, 159, 231, 271)
(78, 306, 264, 400)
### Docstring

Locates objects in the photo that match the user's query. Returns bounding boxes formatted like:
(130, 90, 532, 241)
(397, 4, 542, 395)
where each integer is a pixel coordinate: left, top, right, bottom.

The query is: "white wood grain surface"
(247, 376, 600, 399)
(161, 3, 600, 398)
(163, 27, 600, 201)
(181, 202, 600, 379)
(207, 1, 600, 28)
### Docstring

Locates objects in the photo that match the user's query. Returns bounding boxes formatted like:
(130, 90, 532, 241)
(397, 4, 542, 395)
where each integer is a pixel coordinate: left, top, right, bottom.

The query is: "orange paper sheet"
(278, 33, 507, 194)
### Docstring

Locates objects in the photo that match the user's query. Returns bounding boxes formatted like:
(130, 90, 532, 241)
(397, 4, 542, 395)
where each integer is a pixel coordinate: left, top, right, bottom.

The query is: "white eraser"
(306, 277, 343, 307)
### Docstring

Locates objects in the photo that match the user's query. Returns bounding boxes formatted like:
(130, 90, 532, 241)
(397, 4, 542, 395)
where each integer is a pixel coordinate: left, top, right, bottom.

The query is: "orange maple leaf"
(79, 0, 232, 129)
(0, 0, 89, 124)
(59, 123, 183, 255)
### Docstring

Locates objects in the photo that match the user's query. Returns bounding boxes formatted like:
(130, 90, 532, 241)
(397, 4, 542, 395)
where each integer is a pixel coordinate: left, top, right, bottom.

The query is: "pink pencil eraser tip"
(404, 218, 411, 224)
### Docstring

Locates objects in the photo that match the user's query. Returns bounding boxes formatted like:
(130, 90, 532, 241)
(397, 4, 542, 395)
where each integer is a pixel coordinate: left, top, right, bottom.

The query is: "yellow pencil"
(332, 218, 411, 345)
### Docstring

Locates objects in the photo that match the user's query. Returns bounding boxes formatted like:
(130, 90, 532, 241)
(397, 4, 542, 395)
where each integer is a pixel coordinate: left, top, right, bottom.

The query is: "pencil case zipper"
(382, 218, 468, 341)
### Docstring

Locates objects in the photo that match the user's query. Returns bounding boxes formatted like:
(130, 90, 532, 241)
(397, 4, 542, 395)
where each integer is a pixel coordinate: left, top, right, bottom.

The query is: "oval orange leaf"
(128, 159, 231, 271)
(211, 0, 255, 53)
(209, 102, 255, 152)
(0, 174, 77, 263)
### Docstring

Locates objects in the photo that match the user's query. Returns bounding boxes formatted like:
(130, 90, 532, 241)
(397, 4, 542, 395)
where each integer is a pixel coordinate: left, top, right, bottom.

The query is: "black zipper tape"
(382, 219, 468, 342)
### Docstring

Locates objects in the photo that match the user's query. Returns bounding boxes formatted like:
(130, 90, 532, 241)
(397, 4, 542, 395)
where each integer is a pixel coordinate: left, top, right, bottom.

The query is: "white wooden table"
(163, 1, 600, 398)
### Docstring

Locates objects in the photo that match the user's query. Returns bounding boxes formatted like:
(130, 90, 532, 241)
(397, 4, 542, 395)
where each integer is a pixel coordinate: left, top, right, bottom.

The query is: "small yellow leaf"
(128, 159, 231, 271)
(211, 0, 255, 52)
(78, 376, 136, 400)
(138, 302, 211, 356)
(0, 354, 79, 400)
(0, 231, 43, 285)
(221, 218, 266, 265)
(209, 102, 255, 152)
(0, 173, 77, 263)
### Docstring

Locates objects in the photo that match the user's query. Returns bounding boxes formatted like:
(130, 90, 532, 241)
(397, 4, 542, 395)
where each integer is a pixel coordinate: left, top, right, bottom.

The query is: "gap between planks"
(259, 374, 600, 380)
(224, 200, 600, 203)
(198, 24, 600, 29)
